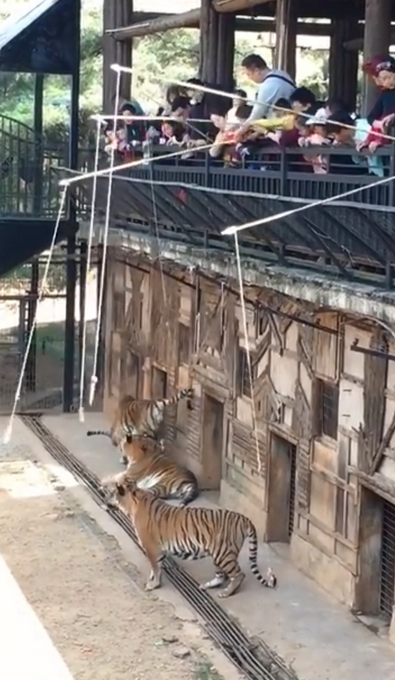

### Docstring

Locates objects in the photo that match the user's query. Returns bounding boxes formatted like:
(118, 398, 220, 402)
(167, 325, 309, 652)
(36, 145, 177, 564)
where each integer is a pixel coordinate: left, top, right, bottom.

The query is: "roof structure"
(0, 0, 58, 52)
(0, 0, 79, 74)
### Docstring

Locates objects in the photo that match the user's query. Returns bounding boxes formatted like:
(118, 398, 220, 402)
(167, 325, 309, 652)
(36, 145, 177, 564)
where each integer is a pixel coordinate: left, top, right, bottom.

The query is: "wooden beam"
(369, 410, 395, 475)
(329, 18, 359, 109)
(363, 0, 391, 115)
(274, 0, 297, 79)
(102, 0, 133, 112)
(108, 12, 336, 41)
(111, 8, 200, 38)
(213, 0, 272, 12)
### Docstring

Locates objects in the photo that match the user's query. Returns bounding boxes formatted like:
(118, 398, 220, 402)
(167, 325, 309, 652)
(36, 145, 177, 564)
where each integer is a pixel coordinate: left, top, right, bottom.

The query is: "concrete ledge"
(92, 230, 395, 324)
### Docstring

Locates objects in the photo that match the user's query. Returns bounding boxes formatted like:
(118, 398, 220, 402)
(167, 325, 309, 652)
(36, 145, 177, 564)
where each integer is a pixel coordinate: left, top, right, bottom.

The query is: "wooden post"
(102, 0, 134, 113)
(363, 0, 391, 115)
(199, 0, 218, 85)
(216, 13, 235, 90)
(329, 18, 359, 111)
(274, 0, 297, 79)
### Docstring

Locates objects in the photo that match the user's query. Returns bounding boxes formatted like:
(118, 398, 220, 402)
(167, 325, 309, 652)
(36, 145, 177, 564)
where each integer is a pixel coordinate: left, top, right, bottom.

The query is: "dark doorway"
(201, 394, 224, 490)
(152, 366, 167, 399)
(266, 434, 297, 543)
(355, 487, 395, 618)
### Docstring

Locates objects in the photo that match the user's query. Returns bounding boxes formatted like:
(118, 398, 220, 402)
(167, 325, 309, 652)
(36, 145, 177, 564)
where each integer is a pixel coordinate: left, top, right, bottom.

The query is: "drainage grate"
(288, 444, 297, 538)
(380, 500, 395, 619)
(22, 415, 299, 680)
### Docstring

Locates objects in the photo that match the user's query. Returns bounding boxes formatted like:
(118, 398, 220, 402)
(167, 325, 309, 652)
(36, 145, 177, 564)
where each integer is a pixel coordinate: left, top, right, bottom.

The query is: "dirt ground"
(0, 443, 239, 680)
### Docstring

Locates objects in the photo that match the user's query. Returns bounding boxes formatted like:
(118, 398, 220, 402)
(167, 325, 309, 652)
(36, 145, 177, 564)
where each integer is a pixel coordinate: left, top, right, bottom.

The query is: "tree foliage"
(0, 1, 329, 144)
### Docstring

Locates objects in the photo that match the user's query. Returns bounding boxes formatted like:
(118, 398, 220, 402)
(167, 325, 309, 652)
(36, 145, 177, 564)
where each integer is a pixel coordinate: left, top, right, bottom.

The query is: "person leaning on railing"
(359, 55, 395, 153)
(234, 53, 296, 142)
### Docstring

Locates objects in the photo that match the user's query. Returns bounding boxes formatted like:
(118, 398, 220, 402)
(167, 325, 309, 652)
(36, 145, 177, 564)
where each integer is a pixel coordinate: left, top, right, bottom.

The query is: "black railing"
(128, 144, 395, 212)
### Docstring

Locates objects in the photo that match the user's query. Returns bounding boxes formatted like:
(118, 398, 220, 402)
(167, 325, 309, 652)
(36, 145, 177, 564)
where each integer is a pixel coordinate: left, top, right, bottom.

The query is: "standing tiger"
(107, 477, 277, 598)
(87, 387, 194, 463)
(101, 434, 199, 506)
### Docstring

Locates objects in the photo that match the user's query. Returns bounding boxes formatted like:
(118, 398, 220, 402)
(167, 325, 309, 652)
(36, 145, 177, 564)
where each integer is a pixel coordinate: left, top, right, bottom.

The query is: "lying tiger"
(106, 475, 277, 598)
(87, 387, 194, 464)
(101, 435, 199, 507)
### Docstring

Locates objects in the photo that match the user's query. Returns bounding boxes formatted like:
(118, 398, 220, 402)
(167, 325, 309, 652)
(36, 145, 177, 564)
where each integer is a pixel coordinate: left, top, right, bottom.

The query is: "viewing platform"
(72, 144, 395, 289)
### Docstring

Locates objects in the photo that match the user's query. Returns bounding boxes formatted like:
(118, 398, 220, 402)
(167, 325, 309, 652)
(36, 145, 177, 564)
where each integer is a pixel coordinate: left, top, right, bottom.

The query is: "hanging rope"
(78, 116, 102, 422)
(234, 232, 262, 474)
(88, 68, 122, 407)
(3, 187, 68, 444)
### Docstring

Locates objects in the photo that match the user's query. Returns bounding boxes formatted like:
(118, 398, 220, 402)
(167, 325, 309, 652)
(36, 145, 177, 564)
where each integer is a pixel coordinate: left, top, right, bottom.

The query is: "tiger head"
(114, 477, 141, 516)
(123, 433, 163, 460)
(180, 388, 194, 401)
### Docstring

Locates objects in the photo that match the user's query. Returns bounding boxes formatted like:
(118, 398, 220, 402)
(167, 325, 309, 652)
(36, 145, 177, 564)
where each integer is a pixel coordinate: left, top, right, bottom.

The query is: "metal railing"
(127, 144, 395, 211)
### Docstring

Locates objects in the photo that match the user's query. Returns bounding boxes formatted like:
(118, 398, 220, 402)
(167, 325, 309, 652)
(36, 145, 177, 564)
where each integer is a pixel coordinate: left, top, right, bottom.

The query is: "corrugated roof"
(0, 0, 59, 52)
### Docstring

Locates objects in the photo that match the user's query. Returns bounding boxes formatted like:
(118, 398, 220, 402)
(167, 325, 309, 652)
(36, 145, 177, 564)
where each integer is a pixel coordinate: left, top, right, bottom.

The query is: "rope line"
(78, 116, 102, 422)
(3, 187, 68, 444)
(59, 142, 216, 187)
(88, 68, 122, 407)
(234, 232, 261, 474)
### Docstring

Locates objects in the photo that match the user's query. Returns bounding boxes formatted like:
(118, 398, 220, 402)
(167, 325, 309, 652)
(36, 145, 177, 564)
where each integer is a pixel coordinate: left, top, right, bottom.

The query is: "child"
(326, 110, 367, 175)
(297, 112, 329, 173)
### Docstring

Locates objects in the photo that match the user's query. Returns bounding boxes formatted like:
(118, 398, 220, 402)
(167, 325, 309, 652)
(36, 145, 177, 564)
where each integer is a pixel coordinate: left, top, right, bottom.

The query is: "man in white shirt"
(235, 53, 296, 140)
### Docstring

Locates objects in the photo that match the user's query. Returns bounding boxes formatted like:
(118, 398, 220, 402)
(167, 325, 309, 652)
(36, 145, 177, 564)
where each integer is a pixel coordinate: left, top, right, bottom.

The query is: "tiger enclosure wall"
(104, 247, 395, 630)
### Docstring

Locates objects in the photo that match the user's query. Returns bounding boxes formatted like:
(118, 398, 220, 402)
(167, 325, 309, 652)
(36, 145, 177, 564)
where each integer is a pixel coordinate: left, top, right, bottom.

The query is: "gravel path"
(0, 442, 234, 680)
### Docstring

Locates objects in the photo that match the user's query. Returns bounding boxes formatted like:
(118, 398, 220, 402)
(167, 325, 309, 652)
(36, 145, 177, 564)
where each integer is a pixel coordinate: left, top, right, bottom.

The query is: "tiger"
(87, 387, 194, 464)
(100, 434, 199, 506)
(105, 476, 277, 598)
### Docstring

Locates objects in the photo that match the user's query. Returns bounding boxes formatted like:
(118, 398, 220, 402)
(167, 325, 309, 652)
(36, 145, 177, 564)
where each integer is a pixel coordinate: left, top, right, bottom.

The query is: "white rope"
(59, 142, 215, 187)
(148, 150, 167, 309)
(234, 232, 262, 474)
(88, 68, 122, 407)
(78, 117, 102, 423)
(221, 171, 395, 235)
(90, 114, 213, 124)
(3, 187, 68, 444)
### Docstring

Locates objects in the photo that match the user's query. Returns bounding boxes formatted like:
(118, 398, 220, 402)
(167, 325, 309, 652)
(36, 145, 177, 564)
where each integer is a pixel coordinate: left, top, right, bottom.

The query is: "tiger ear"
(116, 482, 126, 496)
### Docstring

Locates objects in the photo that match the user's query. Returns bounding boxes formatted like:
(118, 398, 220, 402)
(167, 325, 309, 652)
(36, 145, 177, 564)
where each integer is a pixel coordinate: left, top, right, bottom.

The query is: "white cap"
(305, 110, 327, 126)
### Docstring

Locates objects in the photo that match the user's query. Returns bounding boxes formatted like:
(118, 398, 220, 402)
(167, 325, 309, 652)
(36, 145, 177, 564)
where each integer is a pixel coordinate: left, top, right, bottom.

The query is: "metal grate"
(288, 444, 297, 538)
(237, 347, 256, 399)
(380, 500, 395, 619)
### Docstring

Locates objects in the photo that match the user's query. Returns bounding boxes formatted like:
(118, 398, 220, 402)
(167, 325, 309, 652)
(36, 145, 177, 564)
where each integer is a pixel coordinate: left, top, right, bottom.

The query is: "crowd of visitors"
(103, 53, 395, 177)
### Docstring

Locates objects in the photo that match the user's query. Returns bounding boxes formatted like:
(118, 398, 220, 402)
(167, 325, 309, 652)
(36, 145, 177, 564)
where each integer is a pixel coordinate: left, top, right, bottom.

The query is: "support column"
(363, 0, 391, 115)
(63, 235, 76, 412)
(78, 241, 87, 391)
(216, 13, 235, 91)
(200, 0, 217, 85)
(329, 18, 359, 111)
(26, 260, 39, 392)
(103, 0, 134, 112)
(274, 0, 297, 80)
